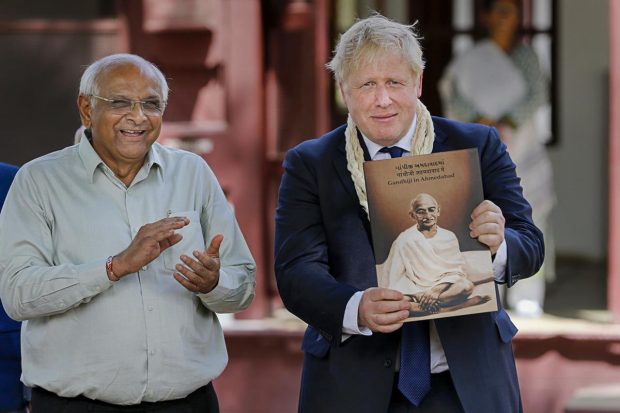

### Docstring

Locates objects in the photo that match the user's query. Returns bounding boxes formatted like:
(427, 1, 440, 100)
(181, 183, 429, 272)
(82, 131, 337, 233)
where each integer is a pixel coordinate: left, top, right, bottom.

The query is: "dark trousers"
(31, 383, 219, 413)
(388, 371, 465, 413)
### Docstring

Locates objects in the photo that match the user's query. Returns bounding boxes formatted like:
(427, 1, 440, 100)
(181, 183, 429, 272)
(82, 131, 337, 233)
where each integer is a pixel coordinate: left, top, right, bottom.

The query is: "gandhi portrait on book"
(377, 193, 491, 316)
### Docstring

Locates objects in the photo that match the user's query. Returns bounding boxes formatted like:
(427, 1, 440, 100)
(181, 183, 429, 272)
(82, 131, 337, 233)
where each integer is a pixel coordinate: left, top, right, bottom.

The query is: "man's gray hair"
(79, 53, 169, 102)
(326, 13, 425, 84)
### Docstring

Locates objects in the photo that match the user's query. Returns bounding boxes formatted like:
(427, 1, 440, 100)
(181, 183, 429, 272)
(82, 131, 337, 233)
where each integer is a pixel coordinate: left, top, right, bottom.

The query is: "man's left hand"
(469, 200, 505, 255)
(173, 234, 223, 293)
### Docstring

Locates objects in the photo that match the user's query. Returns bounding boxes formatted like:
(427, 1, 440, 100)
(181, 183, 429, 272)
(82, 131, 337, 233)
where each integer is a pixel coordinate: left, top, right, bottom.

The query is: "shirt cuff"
(342, 291, 372, 339)
(197, 268, 231, 302)
(492, 240, 508, 283)
(83, 258, 117, 291)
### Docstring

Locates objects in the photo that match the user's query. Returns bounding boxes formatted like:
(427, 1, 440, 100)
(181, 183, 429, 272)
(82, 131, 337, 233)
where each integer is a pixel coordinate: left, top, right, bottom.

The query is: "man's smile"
(119, 129, 146, 137)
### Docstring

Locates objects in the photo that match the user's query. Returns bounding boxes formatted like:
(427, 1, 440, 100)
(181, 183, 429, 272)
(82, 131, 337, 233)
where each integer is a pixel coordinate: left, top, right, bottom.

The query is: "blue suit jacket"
(274, 117, 543, 413)
(0, 162, 23, 410)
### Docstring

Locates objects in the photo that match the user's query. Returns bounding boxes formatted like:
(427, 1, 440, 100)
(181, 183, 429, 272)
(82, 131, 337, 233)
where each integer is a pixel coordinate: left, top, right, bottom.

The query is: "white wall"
(549, 0, 609, 260)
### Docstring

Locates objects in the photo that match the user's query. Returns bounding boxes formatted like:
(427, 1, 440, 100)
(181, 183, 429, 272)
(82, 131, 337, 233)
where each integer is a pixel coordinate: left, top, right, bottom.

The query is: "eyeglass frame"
(89, 94, 167, 116)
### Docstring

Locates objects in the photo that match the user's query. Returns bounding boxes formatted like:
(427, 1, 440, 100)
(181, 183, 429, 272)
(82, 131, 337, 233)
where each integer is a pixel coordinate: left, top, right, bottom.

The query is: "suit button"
(383, 359, 392, 368)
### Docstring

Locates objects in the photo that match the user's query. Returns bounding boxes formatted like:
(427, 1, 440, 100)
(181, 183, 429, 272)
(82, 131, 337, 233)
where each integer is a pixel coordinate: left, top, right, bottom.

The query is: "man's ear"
(338, 81, 349, 108)
(416, 73, 424, 98)
(77, 95, 92, 129)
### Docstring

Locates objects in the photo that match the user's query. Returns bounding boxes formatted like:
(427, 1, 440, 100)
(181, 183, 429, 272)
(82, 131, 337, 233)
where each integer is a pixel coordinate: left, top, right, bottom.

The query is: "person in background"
(440, 0, 554, 317)
(0, 162, 26, 413)
(0, 54, 256, 413)
(275, 13, 543, 413)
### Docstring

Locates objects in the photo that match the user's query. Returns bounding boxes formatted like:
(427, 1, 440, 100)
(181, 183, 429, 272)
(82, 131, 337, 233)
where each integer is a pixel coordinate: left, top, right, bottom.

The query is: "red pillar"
(313, 0, 329, 136)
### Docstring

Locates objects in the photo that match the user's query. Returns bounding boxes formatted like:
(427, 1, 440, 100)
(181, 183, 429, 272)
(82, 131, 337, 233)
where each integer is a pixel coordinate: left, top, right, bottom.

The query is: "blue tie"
(379, 146, 405, 158)
(399, 321, 431, 406)
(378, 145, 431, 406)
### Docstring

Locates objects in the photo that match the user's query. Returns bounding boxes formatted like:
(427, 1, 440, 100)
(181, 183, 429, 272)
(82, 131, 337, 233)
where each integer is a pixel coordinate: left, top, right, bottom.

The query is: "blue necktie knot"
(379, 146, 405, 158)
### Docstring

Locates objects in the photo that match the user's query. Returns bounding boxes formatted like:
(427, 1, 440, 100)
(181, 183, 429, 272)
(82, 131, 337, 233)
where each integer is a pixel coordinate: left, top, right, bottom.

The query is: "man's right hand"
(112, 217, 190, 278)
(358, 287, 411, 333)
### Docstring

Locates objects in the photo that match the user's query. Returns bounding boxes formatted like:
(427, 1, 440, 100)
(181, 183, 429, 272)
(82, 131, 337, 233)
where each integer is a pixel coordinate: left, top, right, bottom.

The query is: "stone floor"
(510, 257, 620, 413)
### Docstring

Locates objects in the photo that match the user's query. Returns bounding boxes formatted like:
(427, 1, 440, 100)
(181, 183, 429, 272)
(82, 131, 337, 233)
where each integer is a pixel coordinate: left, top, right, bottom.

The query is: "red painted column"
(609, 0, 620, 322)
(225, 0, 268, 318)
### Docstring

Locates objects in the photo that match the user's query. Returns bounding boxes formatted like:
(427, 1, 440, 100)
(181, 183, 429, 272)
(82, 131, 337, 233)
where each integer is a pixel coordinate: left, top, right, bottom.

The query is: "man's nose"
(126, 101, 148, 120)
(374, 85, 392, 107)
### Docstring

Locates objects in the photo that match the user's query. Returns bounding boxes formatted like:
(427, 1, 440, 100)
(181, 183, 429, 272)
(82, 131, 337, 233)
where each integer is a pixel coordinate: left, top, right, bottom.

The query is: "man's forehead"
(345, 50, 414, 79)
(98, 64, 162, 95)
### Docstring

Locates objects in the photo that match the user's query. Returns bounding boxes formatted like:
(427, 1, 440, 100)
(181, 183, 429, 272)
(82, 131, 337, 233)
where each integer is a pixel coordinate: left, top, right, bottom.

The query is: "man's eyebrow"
(107, 94, 162, 100)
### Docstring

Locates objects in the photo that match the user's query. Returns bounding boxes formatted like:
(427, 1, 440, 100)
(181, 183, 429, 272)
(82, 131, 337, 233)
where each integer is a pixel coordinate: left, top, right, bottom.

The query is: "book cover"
(364, 148, 498, 322)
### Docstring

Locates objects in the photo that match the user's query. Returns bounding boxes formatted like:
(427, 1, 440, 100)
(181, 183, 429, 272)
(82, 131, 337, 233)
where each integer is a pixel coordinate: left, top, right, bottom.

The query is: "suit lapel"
(332, 132, 374, 239)
(332, 132, 368, 205)
(431, 118, 450, 153)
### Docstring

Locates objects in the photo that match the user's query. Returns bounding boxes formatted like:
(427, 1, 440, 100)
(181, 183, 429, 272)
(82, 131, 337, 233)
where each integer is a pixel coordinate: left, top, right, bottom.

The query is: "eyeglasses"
(90, 94, 166, 116)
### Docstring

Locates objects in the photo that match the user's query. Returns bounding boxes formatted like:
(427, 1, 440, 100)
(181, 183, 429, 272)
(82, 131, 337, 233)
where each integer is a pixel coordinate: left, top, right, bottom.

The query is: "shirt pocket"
(162, 210, 206, 272)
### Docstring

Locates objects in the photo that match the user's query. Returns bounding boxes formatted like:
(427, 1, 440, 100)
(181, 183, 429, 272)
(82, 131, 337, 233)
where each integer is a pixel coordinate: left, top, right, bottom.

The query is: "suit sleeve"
(480, 127, 545, 286)
(274, 147, 358, 345)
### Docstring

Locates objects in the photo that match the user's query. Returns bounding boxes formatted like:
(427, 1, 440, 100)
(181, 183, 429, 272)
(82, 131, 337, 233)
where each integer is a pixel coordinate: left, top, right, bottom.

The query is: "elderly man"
(0, 54, 256, 413)
(378, 193, 477, 314)
(275, 14, 543, 413)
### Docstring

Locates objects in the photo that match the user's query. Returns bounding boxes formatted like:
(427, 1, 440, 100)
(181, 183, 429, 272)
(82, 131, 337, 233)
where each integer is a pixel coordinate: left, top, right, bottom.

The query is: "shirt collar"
(78, 132, 103, 183)
(146, 143, 164, 182)
(361, 114, 417, 159)
(77, 130, 164, 183)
